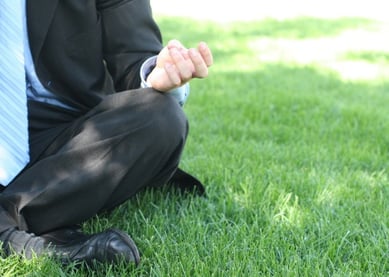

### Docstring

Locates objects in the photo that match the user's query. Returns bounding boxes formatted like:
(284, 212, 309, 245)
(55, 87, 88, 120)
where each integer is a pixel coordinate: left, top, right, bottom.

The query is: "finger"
(168, 40, 190, 61)
(164, 63, 182, 87)
(167, 39, 185, 51)
(198, 42, 213, 67)
(178, 48, 190, 60)
(169, 48, 194, 81)
(189, 48, 208, 78)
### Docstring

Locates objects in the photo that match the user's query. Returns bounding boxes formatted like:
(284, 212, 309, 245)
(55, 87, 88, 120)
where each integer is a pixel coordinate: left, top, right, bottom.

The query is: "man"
(0, 0, 213, 266)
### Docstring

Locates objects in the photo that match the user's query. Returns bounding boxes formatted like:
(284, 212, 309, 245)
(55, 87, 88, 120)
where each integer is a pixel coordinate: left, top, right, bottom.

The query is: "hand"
(147, 40, 213, 92)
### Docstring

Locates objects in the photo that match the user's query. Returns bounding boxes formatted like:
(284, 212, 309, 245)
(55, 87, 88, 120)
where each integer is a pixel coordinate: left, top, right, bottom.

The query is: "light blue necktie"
(0, 0, 30, 186)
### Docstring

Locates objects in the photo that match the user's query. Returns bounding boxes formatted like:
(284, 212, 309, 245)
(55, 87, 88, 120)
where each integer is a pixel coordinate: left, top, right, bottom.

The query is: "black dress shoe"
(0, 227, 140, 266)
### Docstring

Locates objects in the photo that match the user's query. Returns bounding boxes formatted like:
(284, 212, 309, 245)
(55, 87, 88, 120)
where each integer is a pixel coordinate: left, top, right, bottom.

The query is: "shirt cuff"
(140, 56, 190, 106)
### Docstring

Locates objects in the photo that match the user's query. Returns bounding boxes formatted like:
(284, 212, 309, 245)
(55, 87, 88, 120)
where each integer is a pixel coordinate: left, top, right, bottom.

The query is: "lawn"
(1, 16, 388, 277)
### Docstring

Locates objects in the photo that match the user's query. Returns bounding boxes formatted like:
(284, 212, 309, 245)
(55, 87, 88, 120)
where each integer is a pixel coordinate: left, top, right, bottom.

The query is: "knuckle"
(172, 77, 182, 86)
(181, 72, 192, 81)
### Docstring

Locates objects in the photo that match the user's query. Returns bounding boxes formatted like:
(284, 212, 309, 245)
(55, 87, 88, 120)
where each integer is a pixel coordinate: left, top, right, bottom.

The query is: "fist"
(147, 40, 213, 92)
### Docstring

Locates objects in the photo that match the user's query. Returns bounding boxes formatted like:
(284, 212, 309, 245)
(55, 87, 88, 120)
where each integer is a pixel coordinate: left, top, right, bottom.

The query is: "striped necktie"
(0, 1, 30, 186)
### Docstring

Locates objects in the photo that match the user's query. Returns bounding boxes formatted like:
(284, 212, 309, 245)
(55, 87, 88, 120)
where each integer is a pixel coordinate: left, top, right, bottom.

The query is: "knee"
(144, 89, 189, 146)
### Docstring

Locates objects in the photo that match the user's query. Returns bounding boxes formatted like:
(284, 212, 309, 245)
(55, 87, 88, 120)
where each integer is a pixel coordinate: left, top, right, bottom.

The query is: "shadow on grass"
(187, 63, 389, 172)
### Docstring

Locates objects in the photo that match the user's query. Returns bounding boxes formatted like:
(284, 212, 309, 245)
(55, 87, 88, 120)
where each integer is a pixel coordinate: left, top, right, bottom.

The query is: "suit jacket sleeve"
(97, 0, 163, 91)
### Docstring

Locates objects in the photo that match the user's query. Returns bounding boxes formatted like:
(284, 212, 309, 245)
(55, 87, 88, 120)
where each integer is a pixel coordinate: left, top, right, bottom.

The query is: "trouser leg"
(0, 88, 187, 235)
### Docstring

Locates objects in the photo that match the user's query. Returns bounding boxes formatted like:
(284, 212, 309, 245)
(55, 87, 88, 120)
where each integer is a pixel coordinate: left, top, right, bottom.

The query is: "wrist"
(139, 56, 190, 106)
(140, 56, 157, 88)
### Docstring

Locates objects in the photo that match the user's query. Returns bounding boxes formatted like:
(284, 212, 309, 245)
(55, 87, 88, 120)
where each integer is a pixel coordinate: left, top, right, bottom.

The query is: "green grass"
(1, 17, 388, 276)
(343, 51, 389, 65)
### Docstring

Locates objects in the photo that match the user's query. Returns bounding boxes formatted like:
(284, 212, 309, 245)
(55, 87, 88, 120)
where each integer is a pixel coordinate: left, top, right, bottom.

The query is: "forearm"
(99, 0, 163, 91)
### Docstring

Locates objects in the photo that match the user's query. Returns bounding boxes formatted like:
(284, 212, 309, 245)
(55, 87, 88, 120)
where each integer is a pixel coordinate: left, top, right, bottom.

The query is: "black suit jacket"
(25, 0, 205, 195)
(26, 0, 163, 159)
(27, 0, 162, 112)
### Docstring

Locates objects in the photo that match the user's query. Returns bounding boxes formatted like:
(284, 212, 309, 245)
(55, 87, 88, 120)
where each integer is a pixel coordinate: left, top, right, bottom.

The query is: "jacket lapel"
(26, 0, 59, 61)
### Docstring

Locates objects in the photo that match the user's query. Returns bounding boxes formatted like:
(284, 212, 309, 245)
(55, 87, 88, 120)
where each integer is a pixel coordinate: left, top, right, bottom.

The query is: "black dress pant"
(0, 88, 188, 235)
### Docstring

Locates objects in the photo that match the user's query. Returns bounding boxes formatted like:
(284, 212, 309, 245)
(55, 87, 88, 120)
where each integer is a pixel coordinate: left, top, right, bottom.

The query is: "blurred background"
(151, 0, 387, 21)
(151, 0, 389, 81)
